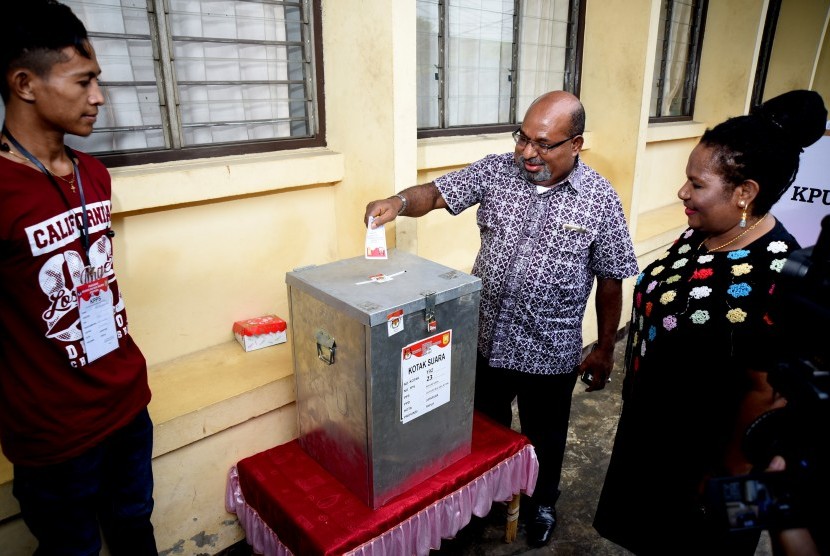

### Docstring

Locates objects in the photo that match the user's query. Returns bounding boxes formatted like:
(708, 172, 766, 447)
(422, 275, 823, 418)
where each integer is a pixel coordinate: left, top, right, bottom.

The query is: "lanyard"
(2, 124, 92, 261)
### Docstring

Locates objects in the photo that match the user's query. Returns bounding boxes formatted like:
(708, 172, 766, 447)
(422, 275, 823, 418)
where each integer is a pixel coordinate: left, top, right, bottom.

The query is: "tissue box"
(233, 315, 287, 352)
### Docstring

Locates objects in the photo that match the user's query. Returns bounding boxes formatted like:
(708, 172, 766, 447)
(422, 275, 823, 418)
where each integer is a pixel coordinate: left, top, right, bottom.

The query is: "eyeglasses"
(512, 129, 578, 154)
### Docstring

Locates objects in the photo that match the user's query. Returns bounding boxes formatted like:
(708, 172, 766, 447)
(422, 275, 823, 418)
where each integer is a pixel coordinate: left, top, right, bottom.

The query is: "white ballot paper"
(365, 216, 388, 259)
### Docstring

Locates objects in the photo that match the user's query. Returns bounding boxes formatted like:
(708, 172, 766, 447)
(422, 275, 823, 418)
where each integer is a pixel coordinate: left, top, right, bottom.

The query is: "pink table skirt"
(225, 412, 538, 556)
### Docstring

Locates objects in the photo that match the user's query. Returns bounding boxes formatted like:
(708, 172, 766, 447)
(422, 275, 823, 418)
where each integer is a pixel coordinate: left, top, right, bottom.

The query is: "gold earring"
(739, 202, 747, 228)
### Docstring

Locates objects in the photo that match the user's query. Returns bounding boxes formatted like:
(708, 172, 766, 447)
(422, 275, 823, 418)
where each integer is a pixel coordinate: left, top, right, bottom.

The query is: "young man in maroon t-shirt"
(0, 2, 157, 553)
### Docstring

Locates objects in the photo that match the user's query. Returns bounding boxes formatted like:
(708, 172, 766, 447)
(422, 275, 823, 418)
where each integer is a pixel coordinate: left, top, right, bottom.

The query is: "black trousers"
(474, 352, 579, 506)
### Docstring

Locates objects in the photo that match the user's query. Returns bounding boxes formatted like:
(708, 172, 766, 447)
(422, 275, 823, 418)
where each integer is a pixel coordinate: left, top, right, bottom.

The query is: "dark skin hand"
(364, 92, 621, 396)
(364, 183, 446, 227)
(579, 277, 622, 392)
(365, 193, 623, 395)
(365, 190, 622, 394)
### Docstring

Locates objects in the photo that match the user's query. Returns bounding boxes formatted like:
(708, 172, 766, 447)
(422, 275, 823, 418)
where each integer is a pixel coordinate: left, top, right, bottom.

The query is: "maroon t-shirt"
(0, 151, 150, 466)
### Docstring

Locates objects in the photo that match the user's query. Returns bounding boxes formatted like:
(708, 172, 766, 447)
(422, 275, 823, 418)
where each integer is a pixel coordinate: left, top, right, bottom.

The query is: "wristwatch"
(393, 193, 408, 215)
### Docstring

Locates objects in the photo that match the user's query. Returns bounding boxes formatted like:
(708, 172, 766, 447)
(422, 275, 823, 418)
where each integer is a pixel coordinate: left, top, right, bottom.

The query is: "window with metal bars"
(649, 0, 708, 122)
(416, 0, 584, 138)
(27, 0, 325, 167)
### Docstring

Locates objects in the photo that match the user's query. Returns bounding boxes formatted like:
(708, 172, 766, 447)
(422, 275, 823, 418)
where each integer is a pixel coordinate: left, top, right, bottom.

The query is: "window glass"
(417, 0, 582, 134)
(0, 0, 324, 164)
(516, 0, 573, 118)
(446, 1, 514, 126)
(649, 0, 708, 121)
(416, 0, 441, 128)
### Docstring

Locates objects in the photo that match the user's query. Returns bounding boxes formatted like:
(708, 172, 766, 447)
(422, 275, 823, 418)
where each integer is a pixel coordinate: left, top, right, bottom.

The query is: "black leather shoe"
(527, 504, 557, 547)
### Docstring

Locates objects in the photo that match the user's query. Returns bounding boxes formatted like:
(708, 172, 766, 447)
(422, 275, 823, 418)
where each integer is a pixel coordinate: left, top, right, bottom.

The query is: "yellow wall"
(815, 24, 830, 100)
(118, 187, 339, 365)
(109, 149, 344, 365)
(324, 1, 419, 257)
(638, 137, 699, 213)
(1, 1, 828, 554)
(579, 0, 655, 216)
(764, 0, 830, 100)
(407, 135, 515, 272)
(695, 0, 765, 123)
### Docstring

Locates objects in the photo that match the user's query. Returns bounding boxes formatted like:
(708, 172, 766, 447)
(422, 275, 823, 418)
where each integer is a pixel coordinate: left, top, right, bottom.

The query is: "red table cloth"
(225, 412, 538, 556)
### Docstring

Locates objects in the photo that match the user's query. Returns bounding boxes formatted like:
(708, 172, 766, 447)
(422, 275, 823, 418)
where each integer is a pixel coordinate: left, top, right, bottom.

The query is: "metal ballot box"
(285, 250, 482, 509)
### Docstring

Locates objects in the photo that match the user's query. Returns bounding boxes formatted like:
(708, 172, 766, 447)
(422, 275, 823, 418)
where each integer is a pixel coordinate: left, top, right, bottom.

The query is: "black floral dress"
(593, 220, 799, 555)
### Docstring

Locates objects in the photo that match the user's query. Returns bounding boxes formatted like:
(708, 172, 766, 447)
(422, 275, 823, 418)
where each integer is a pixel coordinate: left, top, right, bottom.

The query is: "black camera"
(706, 215, 830, 550)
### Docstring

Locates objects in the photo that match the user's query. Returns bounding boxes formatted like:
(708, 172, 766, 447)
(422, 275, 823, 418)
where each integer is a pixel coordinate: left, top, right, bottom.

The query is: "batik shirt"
(436, 153, 638, 375)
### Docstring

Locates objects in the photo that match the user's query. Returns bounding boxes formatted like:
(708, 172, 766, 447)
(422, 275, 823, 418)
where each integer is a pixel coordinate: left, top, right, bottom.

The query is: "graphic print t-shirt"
(0, 152, 150, 466)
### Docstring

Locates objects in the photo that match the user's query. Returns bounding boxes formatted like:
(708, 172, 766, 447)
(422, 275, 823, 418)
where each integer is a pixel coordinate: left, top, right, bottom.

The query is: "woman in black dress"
(593, 89, 827, 556)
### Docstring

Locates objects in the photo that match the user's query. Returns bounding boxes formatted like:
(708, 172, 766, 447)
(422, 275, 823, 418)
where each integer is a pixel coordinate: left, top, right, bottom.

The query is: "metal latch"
(315, 329, 336, 365)
(424, 291, 437, 332)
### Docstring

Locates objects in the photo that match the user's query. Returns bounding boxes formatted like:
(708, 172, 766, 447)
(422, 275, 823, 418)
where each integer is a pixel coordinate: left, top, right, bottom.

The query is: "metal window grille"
(649, 0, 708, 121)
(417, 0, 583, 138)
(56, 0, 323, 166)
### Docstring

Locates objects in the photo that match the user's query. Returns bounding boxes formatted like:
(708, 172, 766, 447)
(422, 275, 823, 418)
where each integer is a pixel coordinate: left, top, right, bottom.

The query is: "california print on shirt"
(25, 200, 128, 367)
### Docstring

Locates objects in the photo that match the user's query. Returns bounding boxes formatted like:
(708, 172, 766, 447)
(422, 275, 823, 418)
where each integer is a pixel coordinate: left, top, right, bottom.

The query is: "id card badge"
(76, 274, 118, 364)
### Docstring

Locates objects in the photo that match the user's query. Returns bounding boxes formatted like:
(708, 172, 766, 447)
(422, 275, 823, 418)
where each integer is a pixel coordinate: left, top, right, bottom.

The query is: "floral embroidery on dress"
(690, 286, 711, 299)
(672, 258, 688, 269)
(728, 283, 751, 297)
(690, 310, 709, 324)
(625, 224, 797, 405)
(660, 290, 677, 305)
(727, 308, 747, 323)
(691, 268, 713, 280)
